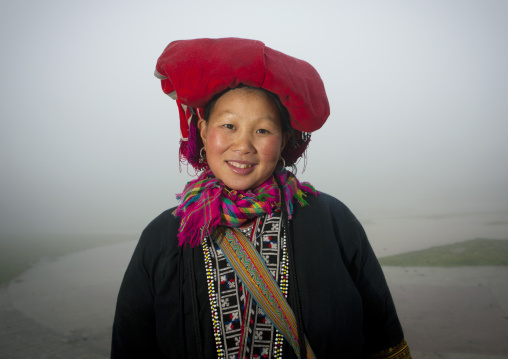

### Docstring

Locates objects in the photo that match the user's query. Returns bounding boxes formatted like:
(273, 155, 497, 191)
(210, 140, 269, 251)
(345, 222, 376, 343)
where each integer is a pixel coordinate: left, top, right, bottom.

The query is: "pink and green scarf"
(174, 168, 317, 247)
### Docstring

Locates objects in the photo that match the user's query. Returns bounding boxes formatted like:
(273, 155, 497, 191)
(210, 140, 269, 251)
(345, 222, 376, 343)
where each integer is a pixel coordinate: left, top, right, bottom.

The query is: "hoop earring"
(199, 147, 206, 163)
(280, 157, 286, 168)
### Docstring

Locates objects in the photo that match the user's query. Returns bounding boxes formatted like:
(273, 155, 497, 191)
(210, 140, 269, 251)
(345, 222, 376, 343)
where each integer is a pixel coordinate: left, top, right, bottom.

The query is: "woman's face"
(198, 88, 289, 191)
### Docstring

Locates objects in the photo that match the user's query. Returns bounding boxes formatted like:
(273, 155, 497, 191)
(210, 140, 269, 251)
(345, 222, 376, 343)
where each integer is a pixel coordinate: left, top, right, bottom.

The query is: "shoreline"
(0, 232, 138, 288)
(0, 241, 507, 358)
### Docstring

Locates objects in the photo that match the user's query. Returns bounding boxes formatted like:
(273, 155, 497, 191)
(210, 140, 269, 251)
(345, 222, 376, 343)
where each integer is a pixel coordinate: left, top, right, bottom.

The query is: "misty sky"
(1, 0, 507, 236)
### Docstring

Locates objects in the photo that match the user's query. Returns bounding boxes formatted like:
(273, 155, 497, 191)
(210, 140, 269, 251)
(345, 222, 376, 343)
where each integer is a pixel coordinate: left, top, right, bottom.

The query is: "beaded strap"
(212, 226, 316, 359)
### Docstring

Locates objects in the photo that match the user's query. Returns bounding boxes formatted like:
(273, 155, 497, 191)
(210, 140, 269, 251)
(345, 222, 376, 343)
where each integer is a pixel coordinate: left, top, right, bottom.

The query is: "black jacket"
(111, 193, 404, 358)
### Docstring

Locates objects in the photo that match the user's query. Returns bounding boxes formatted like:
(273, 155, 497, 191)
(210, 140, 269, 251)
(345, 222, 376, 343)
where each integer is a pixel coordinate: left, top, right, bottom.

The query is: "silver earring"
(280, 157, 286, 168)
(199, 147, 206, 163)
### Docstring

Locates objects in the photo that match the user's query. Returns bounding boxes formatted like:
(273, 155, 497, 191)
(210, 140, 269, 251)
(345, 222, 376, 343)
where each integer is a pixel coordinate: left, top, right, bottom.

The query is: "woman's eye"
(223, 124, 235, 129)
(256, 129, 270, 134)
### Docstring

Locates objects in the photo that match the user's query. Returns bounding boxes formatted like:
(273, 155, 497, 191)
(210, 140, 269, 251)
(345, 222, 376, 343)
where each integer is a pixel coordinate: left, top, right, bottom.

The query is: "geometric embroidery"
(203, 211, 288, 359)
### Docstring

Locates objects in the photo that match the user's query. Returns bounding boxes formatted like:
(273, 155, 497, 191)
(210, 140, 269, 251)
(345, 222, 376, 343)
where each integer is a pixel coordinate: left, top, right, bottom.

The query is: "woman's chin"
(223, 181, 256, 192)
(222, 176, 268, 192)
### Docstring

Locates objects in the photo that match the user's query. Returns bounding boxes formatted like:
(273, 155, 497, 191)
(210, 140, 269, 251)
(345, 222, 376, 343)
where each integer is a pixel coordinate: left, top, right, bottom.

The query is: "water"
(363, 211, 508, 257)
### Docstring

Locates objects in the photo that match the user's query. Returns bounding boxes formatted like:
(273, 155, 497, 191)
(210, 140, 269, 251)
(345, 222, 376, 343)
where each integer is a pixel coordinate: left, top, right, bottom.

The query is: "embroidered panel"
(368, 339, 412, 359)
(203, 212, 288, 359)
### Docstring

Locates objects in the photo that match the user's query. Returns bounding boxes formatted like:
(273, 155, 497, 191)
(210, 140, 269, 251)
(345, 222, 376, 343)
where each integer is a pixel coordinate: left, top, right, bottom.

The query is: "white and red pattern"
(202, 211, 289, 359)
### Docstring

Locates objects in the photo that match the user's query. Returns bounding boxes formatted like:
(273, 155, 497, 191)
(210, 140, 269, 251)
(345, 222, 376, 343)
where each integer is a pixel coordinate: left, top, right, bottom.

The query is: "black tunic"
(111, 192, 404, 358)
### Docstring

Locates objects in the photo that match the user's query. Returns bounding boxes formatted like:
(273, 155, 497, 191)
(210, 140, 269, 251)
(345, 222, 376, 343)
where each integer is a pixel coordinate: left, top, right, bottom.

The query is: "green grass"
(0, 233, 137, 287)
(379, 238, 508, 267)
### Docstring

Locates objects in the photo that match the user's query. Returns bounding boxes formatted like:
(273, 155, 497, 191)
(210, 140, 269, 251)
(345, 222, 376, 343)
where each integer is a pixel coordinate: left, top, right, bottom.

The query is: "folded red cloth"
(155, 37, 330, 168)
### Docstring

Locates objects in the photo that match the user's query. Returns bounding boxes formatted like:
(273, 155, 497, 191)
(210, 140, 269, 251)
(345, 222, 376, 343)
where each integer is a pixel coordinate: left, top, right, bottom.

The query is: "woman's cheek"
(262, 137, 283, 159)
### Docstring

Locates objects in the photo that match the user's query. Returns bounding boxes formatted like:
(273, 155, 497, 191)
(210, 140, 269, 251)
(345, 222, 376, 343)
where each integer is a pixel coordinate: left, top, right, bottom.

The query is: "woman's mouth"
(226, 161, 256, 174)
(227, 161, 253, 169)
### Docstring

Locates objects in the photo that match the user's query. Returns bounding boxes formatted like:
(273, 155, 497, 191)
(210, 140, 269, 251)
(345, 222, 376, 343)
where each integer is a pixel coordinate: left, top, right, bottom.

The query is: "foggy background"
(1, 0, 507, 255)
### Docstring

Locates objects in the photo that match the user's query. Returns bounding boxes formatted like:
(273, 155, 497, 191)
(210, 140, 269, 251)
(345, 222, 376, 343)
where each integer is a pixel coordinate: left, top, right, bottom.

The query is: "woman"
(111, 38, 411, 359)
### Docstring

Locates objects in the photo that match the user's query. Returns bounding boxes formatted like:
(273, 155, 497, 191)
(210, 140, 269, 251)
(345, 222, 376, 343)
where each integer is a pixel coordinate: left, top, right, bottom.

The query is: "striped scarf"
(174, 168, 317, 247)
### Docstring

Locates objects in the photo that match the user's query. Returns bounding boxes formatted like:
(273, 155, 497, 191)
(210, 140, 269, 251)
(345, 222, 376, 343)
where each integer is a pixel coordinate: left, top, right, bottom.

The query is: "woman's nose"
(232, 131, 255, 154)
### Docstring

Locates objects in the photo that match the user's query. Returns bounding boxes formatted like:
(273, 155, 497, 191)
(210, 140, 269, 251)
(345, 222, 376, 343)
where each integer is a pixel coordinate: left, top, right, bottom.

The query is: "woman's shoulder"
(299, 190, 357, 220)
(135, 206, 181, 254)
(306, 190, 345, 206)
(143, 206, 180, 233)
(295, 190, 366, 242)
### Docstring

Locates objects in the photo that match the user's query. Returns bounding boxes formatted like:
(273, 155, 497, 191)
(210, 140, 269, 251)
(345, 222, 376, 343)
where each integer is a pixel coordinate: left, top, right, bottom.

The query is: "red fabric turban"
(155, 37, 330, 169)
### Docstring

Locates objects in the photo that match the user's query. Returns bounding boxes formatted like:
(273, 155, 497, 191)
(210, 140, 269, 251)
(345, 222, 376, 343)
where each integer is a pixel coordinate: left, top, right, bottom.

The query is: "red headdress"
(155, 37, 330, 170)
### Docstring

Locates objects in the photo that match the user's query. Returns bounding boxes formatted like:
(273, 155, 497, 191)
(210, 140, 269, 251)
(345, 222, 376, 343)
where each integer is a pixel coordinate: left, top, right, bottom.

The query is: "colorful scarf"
(174, 168, 317, 247)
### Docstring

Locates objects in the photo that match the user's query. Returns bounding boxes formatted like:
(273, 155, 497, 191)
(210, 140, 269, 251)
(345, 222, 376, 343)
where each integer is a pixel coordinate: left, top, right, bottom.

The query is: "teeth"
(229, 161, 252, 169)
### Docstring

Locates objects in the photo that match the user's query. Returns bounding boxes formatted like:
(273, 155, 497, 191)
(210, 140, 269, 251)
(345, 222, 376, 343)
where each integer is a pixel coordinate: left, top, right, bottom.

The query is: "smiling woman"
(199, 87, 290, 191)
(111, 38, 412, 359)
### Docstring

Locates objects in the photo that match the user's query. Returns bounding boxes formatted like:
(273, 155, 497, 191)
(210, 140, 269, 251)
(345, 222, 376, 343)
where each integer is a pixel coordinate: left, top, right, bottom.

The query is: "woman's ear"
(197, 119, 208, 148)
